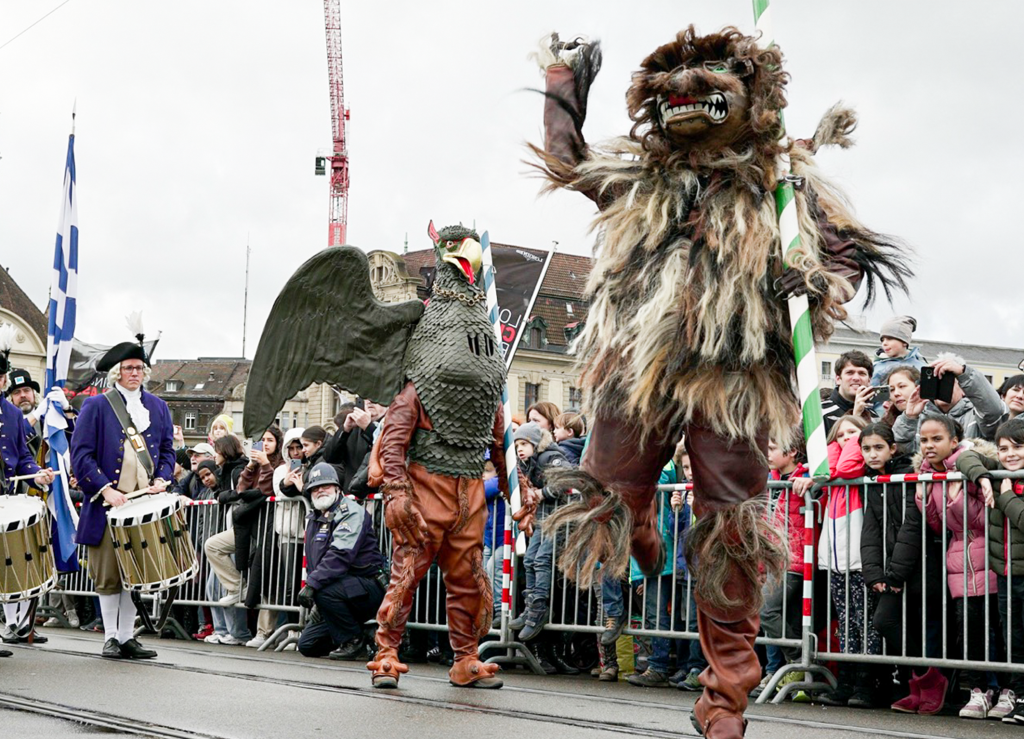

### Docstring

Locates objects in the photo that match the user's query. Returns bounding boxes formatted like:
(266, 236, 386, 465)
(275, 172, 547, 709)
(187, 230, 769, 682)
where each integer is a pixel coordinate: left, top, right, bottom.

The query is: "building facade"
(369, 245, 592, 420)
(0, 264, 47, 385)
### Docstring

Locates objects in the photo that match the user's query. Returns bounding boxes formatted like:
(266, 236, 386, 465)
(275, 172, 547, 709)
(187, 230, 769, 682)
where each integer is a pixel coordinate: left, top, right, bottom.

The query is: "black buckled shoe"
(119, 638, 157, 659)
(19, 631, 47, 644)
(102, 638, 124, 659)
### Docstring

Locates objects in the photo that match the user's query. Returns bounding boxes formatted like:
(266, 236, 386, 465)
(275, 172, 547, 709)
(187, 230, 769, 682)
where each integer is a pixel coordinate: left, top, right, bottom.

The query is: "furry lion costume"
(526, 26, 909, 738)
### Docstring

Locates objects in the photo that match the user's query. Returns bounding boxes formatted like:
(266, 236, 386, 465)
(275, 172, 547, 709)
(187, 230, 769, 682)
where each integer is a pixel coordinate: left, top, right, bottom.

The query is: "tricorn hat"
(97, 312, 150, 372)
(6, 368, 40, 396)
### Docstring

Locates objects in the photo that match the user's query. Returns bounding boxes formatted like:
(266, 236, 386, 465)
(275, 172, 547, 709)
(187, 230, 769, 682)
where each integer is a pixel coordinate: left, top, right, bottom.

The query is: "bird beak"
(441, 239, 483, 285)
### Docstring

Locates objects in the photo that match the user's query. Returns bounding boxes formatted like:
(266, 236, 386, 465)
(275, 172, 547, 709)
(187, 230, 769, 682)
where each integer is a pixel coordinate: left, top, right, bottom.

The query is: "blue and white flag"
(43, 131, 80, 572)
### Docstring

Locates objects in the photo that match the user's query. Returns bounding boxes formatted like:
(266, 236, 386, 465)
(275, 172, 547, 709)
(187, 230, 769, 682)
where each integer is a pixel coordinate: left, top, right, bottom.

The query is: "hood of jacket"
(914, 438, 998, 473)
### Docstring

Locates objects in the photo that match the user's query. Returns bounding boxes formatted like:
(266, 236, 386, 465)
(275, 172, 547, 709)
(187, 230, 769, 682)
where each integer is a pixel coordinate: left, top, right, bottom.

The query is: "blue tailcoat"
(1, 396, 41, 494)
(70, 389, 175, 546)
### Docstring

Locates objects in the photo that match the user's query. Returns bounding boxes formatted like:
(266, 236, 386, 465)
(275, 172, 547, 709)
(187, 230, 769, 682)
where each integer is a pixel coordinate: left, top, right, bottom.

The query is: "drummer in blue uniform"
(1, 355, 55, 648)
(297, 462, 387, 660)
(70, 333, 175, 659)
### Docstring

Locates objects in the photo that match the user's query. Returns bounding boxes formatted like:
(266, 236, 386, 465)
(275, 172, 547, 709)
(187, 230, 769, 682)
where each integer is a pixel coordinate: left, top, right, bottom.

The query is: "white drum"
(0, 495, 56, 603)
(106, 493, 198, 593)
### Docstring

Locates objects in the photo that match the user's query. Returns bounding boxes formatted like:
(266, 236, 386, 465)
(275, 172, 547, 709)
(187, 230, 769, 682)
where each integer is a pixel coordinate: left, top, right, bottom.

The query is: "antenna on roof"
(242, 235, 251, 358)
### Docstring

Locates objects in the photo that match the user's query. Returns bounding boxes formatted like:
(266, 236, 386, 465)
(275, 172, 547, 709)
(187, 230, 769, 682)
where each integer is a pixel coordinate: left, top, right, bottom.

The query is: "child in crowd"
(957, 417, 1024, 722)
(666, 445, 707, 692)
(872, 315, 927, 390)
(626, 442, 692, 689)
(508, 422, 570, 642)
(847, 423, 945, 714)
(816, 414, 881, 708)
(916, 414, 1001, 719)
(481, 460, 504, 626)
(753, 427, 811, 701)
(553, 412, 586, 466)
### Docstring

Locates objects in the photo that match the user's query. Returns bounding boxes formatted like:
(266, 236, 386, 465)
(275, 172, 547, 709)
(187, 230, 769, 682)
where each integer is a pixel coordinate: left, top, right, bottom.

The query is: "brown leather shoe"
(692, 697, 748, 738)
(368, 647, 408, 689)
(449, 657, 502, 688)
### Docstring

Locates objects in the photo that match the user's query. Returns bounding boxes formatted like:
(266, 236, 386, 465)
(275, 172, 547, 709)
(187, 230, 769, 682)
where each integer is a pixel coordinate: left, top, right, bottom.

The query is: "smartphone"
(920, 367, 955, 403)
(289, 459, 302, 472)
(252, 441, 264, 452)
(873, 386, 890, 403)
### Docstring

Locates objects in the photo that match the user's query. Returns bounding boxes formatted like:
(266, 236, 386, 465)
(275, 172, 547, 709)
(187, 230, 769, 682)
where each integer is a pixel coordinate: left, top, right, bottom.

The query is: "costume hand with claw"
(245, 222, 508, 690)
(529, 26, 910, 738)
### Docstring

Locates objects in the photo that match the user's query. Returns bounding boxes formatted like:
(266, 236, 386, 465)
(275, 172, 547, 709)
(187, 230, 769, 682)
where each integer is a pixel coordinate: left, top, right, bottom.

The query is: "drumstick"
(102, 489, 155, 508)
(3, 473, 52, 484)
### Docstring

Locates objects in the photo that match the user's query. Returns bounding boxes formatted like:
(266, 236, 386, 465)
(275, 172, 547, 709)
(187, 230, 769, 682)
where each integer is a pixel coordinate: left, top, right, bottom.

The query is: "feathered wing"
(243, 247, 424, 437)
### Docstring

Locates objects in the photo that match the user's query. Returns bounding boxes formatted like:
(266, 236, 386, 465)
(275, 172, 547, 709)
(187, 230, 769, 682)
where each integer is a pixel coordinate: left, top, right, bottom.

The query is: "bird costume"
(245, 223, 507, 689)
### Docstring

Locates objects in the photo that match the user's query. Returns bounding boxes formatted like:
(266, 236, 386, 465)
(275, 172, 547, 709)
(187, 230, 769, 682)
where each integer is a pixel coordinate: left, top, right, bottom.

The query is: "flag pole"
(751, 0, 829, 478)
(481, 231, 521, 632)
(504, 241, 555, 370)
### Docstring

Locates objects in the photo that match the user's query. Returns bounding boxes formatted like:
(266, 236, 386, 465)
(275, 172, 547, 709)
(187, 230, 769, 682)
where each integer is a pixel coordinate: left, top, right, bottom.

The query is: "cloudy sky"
(1, 1, 1020, 360)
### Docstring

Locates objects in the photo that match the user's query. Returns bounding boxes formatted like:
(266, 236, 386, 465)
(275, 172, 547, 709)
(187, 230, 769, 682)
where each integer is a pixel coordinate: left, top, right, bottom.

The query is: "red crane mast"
(322, 0, 349, 246)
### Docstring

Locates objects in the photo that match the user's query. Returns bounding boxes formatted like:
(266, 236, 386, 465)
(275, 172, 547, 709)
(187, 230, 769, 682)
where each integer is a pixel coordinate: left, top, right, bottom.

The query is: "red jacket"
(770, 464, 813, 574)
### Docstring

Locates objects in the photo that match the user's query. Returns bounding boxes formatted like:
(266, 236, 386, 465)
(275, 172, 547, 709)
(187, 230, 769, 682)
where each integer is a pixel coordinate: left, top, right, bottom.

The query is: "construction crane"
(315, 0, 350, 246)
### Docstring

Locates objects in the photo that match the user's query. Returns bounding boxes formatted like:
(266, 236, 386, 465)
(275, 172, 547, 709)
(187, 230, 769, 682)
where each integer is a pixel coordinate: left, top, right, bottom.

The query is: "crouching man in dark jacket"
(297, 463, 387, 660)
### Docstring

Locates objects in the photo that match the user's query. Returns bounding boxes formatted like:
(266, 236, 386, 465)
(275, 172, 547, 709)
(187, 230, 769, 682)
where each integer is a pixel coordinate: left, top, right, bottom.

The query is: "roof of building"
(148, 358, 251, 399)
(825, 325, 1024, 369)
(402, 244, 594, 349)
(0, 264, 48, 343)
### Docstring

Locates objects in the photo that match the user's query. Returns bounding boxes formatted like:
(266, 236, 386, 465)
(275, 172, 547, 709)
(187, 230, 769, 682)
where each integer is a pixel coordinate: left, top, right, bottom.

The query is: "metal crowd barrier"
(39, 467, 1024, 695)
(53, 495, 311, 651)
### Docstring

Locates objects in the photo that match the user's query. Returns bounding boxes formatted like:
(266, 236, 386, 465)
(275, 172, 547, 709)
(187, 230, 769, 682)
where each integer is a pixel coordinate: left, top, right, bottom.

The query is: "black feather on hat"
(97, 312, 150, 372)
(0, 322, 15, 375)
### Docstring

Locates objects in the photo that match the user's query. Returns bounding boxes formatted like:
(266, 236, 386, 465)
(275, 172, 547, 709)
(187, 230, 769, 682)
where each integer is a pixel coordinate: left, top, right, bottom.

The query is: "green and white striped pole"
(752, 0, 829, 478)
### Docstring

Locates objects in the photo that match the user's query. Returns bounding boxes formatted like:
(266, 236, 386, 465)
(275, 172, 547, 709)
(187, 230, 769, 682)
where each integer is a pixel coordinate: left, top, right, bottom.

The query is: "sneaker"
(204, 633, 224, 644)
(193, 624, 214, 641)
(990, 689, 1016, 720)
(217, 591, 242, 607)
(959, 688, 994, 719)
(600, 614, 625, 646)
(627, 668, 670, 688)
(518, 610, 549, 642)
(219, 634, 245, 646)
(1003, 696, 1024, 723)
(598, 664, 619, 682)
(67, 614, 80, 629)
(791, 690, 812, 703)
(668, 668, 687, 688)
(776, 670, 806, 699)
(681, 668, 703, 692)
(43, 617, 62, 628)
(245, 634, 268, 649)
(749, 672, 775, 699)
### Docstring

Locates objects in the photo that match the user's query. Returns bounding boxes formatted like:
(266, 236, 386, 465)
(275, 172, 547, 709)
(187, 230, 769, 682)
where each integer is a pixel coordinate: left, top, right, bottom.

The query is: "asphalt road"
(1, 629, 1020, 738)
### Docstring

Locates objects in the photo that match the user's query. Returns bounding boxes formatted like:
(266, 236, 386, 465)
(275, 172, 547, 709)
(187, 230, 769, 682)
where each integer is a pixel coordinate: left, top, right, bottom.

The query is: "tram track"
(9, 635, 961, 738)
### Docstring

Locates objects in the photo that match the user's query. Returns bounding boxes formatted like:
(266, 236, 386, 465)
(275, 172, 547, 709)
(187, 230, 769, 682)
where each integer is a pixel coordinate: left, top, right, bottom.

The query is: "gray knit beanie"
(513, 421, 543, 447)
(879, 315, 916, 346)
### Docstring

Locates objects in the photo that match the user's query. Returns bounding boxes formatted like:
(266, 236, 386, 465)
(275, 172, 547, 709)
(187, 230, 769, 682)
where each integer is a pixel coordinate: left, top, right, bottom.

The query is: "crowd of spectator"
(7, 316, 1024, 724)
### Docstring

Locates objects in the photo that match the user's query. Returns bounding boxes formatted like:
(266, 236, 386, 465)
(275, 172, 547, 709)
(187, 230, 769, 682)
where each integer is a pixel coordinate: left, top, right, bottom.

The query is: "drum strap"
(103, 390, 155, 480)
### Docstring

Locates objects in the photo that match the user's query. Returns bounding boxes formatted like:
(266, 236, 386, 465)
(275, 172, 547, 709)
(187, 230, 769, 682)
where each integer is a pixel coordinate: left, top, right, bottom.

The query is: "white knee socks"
(99, 590, 138, 643)
(117, 589, 136, 643)
(98, 593, 120, 642)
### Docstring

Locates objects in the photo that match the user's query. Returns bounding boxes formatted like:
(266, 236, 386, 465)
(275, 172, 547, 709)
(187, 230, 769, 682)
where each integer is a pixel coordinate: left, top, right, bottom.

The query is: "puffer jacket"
(519, 428, 571, 522)
(769, 463, 812, 575)
(818, 440, 865, 572)
(956, 444, 1024, 577)
(871, 346, 927, 388)
(917, 443, 997, 599)
(842, 443, 922, 589)
(893, 364, 1009, 453)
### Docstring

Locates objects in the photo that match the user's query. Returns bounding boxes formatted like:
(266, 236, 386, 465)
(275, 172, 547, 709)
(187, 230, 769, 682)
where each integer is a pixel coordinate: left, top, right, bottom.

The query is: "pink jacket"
(916, 445, 996, 599)
(818, 441, 865, 572)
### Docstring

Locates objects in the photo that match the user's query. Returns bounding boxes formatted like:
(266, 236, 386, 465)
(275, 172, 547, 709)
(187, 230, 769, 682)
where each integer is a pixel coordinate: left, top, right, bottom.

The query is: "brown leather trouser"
(584, 415, 768, 737)
(374, 463, 491, 661)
